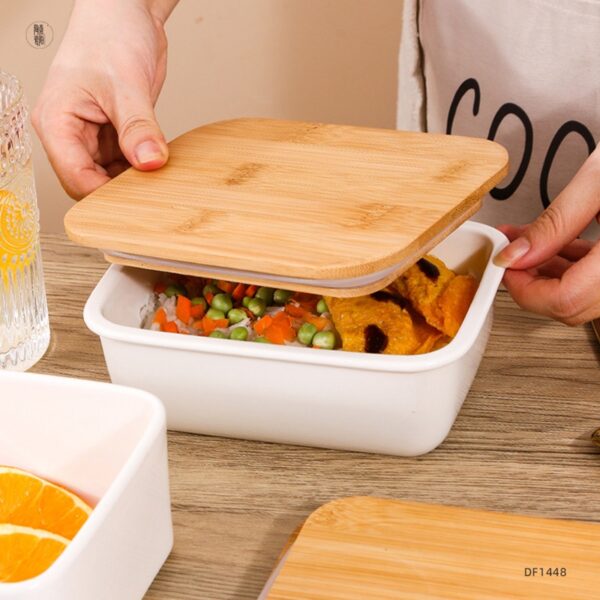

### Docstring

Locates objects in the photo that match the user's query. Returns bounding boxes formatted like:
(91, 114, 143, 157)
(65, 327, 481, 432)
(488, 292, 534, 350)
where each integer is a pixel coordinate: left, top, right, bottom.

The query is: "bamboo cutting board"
(65, 118, 508, 296)
(264, 497, 600, 600)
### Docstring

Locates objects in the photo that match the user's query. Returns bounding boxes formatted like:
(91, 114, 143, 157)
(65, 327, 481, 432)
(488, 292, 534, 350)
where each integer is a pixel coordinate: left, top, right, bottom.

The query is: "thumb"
(494, 150, 600, 269)
(108, 91, 168, 171)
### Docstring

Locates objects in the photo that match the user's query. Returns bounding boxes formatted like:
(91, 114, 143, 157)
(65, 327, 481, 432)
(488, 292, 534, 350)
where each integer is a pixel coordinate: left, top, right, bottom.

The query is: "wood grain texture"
(266, 496, 600, 599)
(34, 234, 600, 600)
(64, 119, 508, 296)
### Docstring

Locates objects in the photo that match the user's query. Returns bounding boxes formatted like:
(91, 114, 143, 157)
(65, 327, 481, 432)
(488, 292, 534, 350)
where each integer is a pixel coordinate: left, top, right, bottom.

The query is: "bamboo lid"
(64, 118, 508, 296)
(263, 497, 600, 599)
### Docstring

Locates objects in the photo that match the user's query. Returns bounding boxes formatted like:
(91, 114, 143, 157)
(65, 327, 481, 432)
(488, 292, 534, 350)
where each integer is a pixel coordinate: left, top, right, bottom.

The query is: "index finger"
(35, 114, 109, 200)
(503, 242, 600, 324)
(495, 150, 600, 270)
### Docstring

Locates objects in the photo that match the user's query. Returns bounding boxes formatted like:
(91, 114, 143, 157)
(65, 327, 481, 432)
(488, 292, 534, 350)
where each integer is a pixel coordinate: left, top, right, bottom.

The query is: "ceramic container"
(0, 371, 172, 599)
(84, 221, 506, 456)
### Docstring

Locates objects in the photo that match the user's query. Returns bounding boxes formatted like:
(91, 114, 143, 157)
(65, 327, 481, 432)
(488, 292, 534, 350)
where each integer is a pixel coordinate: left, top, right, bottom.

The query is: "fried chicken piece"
(393, 255, 477, 338)
(325, 293, 441, 355)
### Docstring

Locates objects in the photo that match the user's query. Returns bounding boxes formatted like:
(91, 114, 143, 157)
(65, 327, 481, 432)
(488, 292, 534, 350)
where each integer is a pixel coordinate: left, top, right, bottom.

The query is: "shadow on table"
(229, 505, 312, 600)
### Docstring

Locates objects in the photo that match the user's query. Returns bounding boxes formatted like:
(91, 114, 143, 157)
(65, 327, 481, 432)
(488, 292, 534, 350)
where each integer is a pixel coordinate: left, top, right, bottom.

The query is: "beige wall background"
(2, 0, 403, 232)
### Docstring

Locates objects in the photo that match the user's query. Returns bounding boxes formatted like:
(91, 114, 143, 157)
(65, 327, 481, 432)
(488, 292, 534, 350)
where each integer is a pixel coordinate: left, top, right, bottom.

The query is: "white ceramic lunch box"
(0, 372, 172, 599)
(84, 221, 507, 456)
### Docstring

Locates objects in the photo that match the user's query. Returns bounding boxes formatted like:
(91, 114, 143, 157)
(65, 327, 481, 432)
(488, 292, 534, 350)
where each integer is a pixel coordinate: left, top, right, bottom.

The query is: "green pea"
(273, 289, 293, 305)
(255, 287, 274, 305)
(164, 284, 186, 298)
(247, 297, 266, 317)
(206, 308, 226, 320)
(242, 296, 252, 308)
(211, 293, 233, 313)
(208, 330, 228, 339)
(227, 308, 247, 324)
(297, 322, 318, 345)
(230, 327, 248, 341)
(203, 283, 219, 297)
(312, 331, 336, 350)
(254, 336, 271, 344)
(316, 298, 329, 314)
(191, 297, 207, 309)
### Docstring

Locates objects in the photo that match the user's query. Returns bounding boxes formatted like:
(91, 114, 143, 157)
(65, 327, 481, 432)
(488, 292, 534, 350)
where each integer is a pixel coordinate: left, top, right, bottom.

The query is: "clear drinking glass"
(0, 70, 49, 370)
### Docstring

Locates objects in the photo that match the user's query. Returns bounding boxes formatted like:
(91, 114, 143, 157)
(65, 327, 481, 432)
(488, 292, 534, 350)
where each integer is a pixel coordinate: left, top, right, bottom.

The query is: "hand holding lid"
(64, 118, 508, 296)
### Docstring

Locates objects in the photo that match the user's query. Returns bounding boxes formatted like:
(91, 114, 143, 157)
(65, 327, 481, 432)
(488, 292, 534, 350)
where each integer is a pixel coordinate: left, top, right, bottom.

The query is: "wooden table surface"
(33, 234, 600, 600)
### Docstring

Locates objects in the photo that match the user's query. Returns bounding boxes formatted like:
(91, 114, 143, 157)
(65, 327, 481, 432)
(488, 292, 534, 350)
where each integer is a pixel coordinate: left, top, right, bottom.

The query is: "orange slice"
(0, 189, 37, 280)
(0, 524, 68, 582)
(0, 466, 92, 540)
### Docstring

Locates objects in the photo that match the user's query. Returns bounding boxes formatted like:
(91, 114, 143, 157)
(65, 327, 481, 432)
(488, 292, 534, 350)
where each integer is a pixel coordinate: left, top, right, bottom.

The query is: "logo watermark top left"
(26, 22, 54, 49)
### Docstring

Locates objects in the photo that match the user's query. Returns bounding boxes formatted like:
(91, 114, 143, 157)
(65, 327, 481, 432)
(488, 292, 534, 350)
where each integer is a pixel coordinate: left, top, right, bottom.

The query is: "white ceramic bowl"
(84, 221, 507, 456)
(0, 372, 172, 599)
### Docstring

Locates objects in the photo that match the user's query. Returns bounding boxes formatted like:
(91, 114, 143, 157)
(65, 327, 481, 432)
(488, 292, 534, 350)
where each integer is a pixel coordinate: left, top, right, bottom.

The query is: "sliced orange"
(0, 466, 92, 540)
(0, 524, 68, 582)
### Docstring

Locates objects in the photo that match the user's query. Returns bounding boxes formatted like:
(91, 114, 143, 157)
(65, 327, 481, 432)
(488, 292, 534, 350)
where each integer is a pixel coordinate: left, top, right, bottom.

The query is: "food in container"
(84, 221, 507, 456)
(0, 371, 172, 599)
(63, 119, 509, 455)
(0, 525, 69, 583)
(0, 466, 92, 582)
(325, 290, 441, 354)
(394, 256, 479, 338)
(141, 255, 477, 355)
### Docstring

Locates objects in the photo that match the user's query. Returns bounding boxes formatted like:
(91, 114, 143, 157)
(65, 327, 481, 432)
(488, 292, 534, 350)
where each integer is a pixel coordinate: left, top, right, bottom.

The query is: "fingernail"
(134, 140, 164, 165)
(493, 237, 531, 268)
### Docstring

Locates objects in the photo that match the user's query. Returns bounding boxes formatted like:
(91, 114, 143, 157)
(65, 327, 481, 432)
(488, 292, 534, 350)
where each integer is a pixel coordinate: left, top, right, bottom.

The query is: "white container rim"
(0, 371, 166, 592)
(84, 222, 508, 374)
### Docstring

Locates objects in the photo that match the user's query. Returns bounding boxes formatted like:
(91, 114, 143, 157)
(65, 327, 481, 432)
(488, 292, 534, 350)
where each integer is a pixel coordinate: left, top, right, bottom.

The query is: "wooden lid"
(264, 497, 600, 599)
(64, 118, 508, 296)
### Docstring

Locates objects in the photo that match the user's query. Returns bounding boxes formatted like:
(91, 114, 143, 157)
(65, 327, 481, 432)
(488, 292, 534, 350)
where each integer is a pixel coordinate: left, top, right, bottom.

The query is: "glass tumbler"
(0, 70, 49, 370)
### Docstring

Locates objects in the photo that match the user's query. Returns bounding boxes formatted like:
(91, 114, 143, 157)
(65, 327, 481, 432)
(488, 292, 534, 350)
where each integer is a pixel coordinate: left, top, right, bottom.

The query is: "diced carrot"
(199, 316, 212, 333)
(217, 280, 235, 294)
(271, 311, 292, 326)
(154, 282, 167, 294)
(285, 303, 306, 319)
(176, 295, 192, 323)
(204, 291, 214, 305)
(162, 321, 179, 333)
(201, 316, 229, 334)
(265, 325, 285, 344)
(304, 313, 329, 331)
(245, 285, 258, 297)
(254, 315, 273, 335)
(190, 304, 206, 319)
(266, 312, 295, 343)
(279, 323, 296, 341)
(192, 320, 204, 331)
(153, 307, 168, 326)
(232, 282, 246, 301)
(265, 321, 296, 344)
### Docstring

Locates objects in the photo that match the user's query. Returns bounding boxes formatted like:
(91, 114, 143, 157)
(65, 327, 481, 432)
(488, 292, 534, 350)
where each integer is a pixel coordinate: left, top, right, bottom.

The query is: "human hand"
(32, 0, 179, 199)
(494, 151, 600, 325)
